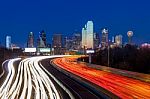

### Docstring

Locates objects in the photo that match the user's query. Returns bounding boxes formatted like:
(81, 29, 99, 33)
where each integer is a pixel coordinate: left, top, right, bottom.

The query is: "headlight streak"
(0, 55, 73, 99)
(0, 60, 10, 78)
(0, 58, 21, 98)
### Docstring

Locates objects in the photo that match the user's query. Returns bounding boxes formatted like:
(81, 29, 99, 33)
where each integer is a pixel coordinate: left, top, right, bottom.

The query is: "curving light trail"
(0, 55, 71, 99)
(0, 58, 21, 98)
(53, 56, 150, 99)
(0, 60, 10, 78)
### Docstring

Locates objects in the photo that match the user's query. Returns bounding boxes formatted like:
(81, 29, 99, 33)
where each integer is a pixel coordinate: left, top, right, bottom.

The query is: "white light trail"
(0, 55, 71, 99)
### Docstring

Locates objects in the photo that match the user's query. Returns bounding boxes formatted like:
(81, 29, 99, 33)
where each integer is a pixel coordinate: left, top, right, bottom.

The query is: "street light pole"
(89, 53, 92, 64)
(108, 43, 110, 67)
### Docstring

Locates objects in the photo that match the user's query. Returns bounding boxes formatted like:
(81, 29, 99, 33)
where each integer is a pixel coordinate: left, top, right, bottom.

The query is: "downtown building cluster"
(5, 20, 150, 55)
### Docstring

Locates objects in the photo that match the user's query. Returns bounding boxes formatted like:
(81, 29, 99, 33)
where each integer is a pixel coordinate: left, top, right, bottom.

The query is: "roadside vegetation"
(81, 44, 150, 74)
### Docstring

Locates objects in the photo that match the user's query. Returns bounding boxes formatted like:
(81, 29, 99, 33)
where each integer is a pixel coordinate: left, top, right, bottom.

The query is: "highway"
(40, 58, 106, 99)
(0, 55, 105, 99)
(52, 56, 150, 99)
(0, 56, 71, 99)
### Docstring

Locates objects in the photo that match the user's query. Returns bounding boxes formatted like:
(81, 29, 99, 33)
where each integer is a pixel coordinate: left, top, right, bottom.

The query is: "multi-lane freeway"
(0, 55, 105, 99)
(0, 56, 63, 99)
(40, 58, 106, 99)
(1, 55, 149, 99)
(52, 56, 150, 99)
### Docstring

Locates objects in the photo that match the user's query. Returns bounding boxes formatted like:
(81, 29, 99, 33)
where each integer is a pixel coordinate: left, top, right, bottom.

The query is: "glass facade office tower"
(101, 28, 108, 48)
(27, 32, 34, 48)
(6, 36, 11, 49)
(115, 35, 122, 47)
(82, 21, 94, 49)
(86, 21, 94, 49)
(82, 27, 87, 48)
(94, 33, 100, 49)
(37, 30, 47, 48)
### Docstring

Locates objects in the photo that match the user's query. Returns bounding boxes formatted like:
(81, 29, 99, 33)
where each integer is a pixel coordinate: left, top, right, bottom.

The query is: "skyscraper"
(101, 28, 108, 48)
(86, 21, 94, 49)
(82, 21, 94, 49)
(94, 33, 100, 49)
(64, 37, 73, 51)
(72, 33, 81, 50)
(6, 36, 11, 49)
(115, 35, 122, 47)
(52, 34, 62, 55)
(27, 32, 34, 48)
(112, 36, 115, 43)
(82, 27, 87, 48)
(37, 30, 47, 48)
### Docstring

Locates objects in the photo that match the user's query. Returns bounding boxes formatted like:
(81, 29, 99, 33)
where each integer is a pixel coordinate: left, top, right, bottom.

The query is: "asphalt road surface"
(52, 56, 150, 99)
(0, 55, 110, 99)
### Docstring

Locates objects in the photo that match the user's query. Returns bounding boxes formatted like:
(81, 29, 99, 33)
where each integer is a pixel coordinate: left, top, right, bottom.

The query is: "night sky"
(0, 0, 150, 47)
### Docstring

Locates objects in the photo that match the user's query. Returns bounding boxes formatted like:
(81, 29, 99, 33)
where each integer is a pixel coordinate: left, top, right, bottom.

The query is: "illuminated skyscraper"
(94, 33, 100, 49)
(6, 36, 11, 49)
(101, 28, 108, 48)
(87, 21, 94, 49)
(27, 32, 34, 48)
(115, 35, 122, 47)
(37, 30, 47, 48)
(82, 21, 94, 49)
(40, 30, 46, 47)
(112, 36, 115, 43)
(82, 27, 87, 48)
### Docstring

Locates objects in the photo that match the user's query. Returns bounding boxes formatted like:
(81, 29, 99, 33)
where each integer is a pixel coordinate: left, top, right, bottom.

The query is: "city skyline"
(0, 1, 150, 98)
(2, 23, 149, 48)
(0, 0, 150, 46)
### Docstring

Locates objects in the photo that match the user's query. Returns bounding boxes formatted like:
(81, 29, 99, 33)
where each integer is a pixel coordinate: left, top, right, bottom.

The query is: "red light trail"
(53, 56, 150, 99)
